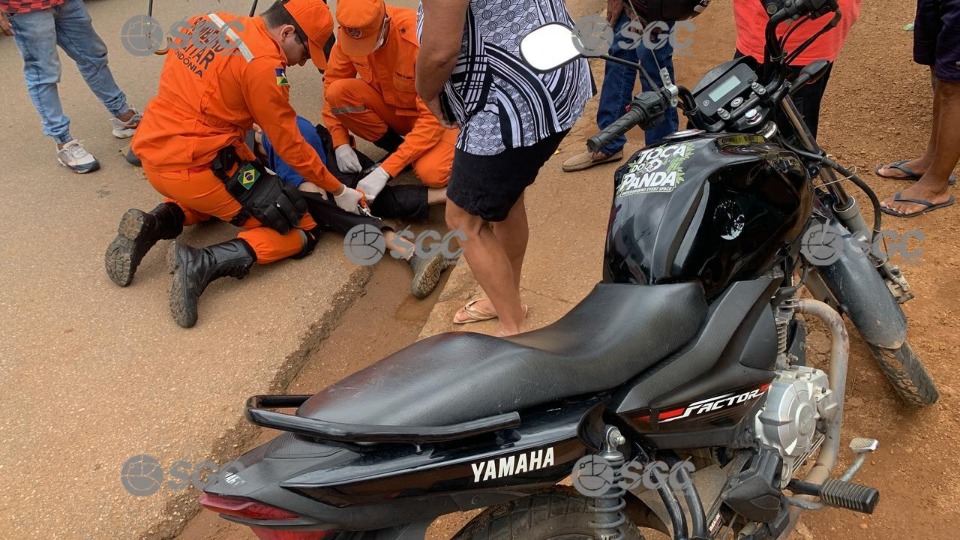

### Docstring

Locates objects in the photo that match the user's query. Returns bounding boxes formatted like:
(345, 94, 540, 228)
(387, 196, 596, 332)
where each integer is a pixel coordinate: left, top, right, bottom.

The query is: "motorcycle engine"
(755, 366, 839, 485)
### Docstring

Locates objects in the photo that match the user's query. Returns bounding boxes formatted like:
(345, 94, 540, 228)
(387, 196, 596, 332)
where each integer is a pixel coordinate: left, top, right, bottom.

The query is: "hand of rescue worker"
(356, 167, 391, 203)
(333, 184, 364, 214)
(0, 11, 13, 36)
(335, 144, 363, 173)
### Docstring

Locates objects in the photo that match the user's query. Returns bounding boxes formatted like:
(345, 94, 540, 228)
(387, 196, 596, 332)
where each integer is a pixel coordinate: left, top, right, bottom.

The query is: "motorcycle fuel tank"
(603, 132, 812, 298)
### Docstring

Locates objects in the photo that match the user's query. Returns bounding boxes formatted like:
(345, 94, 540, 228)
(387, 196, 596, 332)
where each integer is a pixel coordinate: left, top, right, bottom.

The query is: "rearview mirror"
(520, 23, 585, 72)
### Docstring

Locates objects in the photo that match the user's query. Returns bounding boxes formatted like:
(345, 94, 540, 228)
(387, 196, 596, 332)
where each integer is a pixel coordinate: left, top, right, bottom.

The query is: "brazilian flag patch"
(238, 164, 260, 190)
(275, 67, 289, 86)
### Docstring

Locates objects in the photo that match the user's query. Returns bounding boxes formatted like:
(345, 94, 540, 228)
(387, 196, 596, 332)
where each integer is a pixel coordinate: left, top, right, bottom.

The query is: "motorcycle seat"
(298, 282, 707, 428)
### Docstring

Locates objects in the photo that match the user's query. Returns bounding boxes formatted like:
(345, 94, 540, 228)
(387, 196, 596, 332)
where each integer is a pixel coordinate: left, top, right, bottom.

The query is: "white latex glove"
(333, 185, 364, 214)
(356, 167, 391, 202)
(335, 144, 362, 173)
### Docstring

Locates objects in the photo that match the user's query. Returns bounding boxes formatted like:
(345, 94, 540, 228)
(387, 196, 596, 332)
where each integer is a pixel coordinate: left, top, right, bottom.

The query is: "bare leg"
(492, 193, 528, 291)
(882, 80, 960, 215)
(447, 201, 526, 336)
(877, 69, 940, 177)
(427, 187, 448, 205)
(383, 230, 415, 260)
(298, 182, 325, 195)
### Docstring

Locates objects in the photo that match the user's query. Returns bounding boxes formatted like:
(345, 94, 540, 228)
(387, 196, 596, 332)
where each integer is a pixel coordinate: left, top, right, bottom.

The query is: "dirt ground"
(174, 0, 957, 538)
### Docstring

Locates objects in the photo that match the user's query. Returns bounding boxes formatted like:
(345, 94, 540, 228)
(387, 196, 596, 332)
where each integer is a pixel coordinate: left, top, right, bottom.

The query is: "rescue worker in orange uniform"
(104, 0, 363, 328)
(323, 0, 456, 205)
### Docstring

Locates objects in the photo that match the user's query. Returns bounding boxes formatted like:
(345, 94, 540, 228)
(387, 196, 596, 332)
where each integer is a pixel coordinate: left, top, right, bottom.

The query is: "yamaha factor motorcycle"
(199, 1, 937, 539)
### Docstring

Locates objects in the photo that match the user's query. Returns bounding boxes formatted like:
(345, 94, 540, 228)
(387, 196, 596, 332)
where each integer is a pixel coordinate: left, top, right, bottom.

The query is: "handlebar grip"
(588, 108, 645, 154)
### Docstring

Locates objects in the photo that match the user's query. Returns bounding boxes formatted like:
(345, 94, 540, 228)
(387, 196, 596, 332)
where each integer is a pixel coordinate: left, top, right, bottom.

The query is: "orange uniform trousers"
(144, 164, 317, 264)
(325, 79, 456, 188)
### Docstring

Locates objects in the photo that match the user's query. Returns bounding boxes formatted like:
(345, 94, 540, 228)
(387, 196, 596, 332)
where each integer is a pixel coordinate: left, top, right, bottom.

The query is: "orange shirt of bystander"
(733, 0, 863, 65)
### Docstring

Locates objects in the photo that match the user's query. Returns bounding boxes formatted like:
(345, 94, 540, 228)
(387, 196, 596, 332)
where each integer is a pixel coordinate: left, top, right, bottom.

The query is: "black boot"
(409, 250, 451, 299)
(105, 202, 185, 287)
(169, 239, 256, 328)
(373, 128, 404, 153)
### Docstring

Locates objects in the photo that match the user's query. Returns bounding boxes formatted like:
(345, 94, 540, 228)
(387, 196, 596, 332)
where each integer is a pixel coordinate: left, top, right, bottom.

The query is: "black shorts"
(915, 0, 960, 82)
(447, 130, 569, 222)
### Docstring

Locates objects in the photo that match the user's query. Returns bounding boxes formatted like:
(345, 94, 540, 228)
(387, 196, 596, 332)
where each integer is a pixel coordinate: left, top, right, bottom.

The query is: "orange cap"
(283, 0, 335, 70)
(336, 0, 387, 57)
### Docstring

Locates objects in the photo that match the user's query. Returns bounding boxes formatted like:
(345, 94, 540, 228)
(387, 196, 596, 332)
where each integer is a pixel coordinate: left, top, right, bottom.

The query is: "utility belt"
(211, 146, 307, 235)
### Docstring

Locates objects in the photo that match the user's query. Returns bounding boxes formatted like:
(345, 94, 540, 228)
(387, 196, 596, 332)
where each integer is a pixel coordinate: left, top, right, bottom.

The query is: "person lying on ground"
(250, 119, 453, 298)
(104, 0, 364, 328)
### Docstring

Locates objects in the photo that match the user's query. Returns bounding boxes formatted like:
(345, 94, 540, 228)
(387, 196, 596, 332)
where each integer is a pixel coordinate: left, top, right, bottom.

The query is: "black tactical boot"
(169, 239, 256, 328)
(409, 250, 451, 299)
(105, 202, 185, 287)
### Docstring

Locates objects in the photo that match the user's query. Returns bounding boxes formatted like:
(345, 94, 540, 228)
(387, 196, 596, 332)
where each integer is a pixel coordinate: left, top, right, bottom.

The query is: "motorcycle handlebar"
(587, 91, 667, 153)
(587, 108, 645, 154)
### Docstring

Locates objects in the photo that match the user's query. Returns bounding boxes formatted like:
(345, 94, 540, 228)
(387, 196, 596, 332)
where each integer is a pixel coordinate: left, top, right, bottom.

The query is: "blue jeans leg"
(596, 14, 640, 155)
(637, 27, 679, 145)
(54, 0, 129, 117)
(596, 14, 680, 152)
(9, 8, 71, 144)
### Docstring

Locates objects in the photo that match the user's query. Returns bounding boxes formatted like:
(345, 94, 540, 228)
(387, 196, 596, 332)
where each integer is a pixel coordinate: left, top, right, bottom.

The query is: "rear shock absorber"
(774, 297, 799, 369)
(589, 426, 628, 540)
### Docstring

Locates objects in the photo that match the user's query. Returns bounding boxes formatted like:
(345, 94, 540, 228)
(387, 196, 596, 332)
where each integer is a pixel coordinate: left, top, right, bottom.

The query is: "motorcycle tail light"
(200, 493, 336, 540)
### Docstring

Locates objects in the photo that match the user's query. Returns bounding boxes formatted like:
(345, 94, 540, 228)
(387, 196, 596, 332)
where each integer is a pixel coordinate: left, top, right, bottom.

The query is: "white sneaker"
(57, 140, 101, 174)
(111, 109, 141, 139)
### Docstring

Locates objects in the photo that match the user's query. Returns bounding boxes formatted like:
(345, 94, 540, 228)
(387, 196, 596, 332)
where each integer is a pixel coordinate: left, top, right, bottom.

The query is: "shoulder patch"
(275, 67, 289, 86)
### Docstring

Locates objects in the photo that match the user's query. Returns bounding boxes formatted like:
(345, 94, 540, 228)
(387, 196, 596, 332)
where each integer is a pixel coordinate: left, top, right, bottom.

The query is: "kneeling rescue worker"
(105, 0, 362, 328)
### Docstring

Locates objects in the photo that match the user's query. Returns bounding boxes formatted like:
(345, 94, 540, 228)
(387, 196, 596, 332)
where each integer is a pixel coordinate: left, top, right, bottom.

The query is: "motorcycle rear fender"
(812, 220, 907, 349)
(204, 399, 606, 531)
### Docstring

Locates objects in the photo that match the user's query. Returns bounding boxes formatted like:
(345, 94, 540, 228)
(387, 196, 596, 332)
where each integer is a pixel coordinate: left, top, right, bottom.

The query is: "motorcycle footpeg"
(849, 437, 879, 454)
(818, 478, 880, 514)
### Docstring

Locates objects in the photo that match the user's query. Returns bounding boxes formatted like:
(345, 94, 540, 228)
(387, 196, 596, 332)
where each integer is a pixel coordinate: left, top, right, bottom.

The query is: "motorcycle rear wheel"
(869, 341, 939, 406)
(452, 488, 645, 540)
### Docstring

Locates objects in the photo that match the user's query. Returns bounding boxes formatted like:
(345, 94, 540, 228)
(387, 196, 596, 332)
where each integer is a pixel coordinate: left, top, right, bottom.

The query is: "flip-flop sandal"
(880, 192, 956, 218)
(453, 299, 497, 324)
(453, 299, 528, 324)
(875, 160, 957, 185)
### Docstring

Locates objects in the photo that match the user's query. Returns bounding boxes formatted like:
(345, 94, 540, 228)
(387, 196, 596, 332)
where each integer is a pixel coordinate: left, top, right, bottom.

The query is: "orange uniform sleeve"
(321, 44, 359, 149)
(241, 58, 341, 192)
(380, 96, 445, 178)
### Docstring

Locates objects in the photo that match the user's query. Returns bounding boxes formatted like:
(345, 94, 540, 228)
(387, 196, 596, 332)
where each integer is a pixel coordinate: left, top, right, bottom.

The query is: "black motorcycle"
(198, 1, 936, 538)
